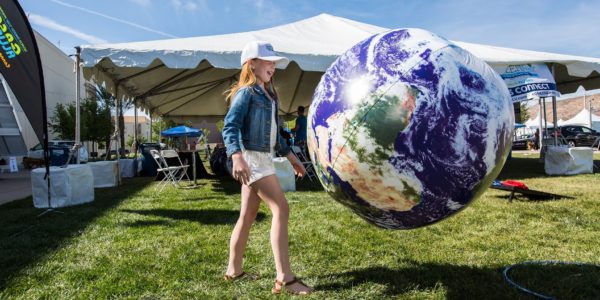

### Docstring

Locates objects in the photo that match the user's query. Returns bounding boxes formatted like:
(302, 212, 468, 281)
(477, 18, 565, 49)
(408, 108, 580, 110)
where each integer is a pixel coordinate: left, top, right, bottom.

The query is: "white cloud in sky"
(28, 13, 107, 44)
(170, 0, 206, 12)
(254, 0, 265, 10)
(245, 0, 284, 26)
(49, 0, 178, 39)
(129, 0, 152, 7)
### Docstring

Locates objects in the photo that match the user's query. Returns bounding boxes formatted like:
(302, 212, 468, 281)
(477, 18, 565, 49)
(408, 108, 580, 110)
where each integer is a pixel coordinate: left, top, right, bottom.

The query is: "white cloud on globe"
(344, 76, 372, 105)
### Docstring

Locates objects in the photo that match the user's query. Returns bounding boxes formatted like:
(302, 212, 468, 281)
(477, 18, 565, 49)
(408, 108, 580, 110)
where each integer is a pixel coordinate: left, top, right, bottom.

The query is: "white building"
(123, 115, 152, 150)
(9, 31, 82, 149)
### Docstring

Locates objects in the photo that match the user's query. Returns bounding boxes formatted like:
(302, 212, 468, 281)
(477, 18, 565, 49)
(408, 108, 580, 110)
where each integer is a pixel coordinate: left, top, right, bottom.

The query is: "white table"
(88, 161, 119, 187)
(273, 157, 295, 192)
(118, 159, 142, 178)
(545, 146, 593, 175)
(31, 164, 94, 208)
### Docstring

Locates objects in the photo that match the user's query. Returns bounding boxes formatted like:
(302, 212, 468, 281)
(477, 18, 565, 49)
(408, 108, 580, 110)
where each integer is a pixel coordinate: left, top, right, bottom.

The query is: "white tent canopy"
(562, 108, 600, 131)
(525, 113, 554, 128)
(81, 13, 600, 118)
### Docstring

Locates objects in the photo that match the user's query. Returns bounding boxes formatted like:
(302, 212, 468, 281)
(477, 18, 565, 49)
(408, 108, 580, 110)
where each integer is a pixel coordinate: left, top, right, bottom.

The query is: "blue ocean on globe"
(307, 28, 514, 229)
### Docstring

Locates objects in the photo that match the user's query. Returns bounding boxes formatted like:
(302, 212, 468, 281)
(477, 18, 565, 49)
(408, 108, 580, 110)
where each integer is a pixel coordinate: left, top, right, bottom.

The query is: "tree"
(49, 101, 92, 141)
(81, 96, 113, 155)
(117, 97, 134, 157)
(49, 102, 75, 140)
(48, 97, 112, 154)
(86, 83, 116, 156)
(126, 134, 147, 149)
(151, 117, 176, 142)
(520, 102, 530, 123)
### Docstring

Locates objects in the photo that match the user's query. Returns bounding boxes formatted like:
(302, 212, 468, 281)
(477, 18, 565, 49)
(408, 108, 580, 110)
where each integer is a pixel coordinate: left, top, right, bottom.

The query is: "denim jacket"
(222, 85, 291, 158)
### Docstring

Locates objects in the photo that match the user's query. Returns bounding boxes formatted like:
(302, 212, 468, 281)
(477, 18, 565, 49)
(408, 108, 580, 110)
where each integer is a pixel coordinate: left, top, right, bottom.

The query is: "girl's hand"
(286, 152, 306, 177)
(231, 152, 250, 185)
(292, 161, 307, 177)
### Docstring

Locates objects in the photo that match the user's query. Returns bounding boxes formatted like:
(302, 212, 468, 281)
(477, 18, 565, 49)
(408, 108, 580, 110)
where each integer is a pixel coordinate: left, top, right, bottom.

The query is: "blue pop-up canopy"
(161, 125, 203, 137)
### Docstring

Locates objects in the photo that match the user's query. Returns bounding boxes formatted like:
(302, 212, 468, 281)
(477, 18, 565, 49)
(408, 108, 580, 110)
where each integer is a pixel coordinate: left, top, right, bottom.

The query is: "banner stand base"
(37, 208, 64, 217)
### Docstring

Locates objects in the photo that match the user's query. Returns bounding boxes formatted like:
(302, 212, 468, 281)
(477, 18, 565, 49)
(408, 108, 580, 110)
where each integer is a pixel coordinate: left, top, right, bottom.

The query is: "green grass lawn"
(1, 153, 599, 299)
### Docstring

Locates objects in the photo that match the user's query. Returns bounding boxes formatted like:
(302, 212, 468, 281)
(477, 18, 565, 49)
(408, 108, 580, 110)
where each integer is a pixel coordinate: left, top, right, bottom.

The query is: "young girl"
(222, 41, 313, 295)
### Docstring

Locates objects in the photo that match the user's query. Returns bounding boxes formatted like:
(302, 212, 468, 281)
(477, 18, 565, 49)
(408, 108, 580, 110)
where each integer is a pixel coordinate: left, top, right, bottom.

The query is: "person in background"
(279, 125, 292, 147)
(291, 106, 307, 148)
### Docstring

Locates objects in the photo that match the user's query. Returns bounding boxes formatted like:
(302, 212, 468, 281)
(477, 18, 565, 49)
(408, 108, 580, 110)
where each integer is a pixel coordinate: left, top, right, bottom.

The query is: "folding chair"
(291, 145, 316, 181)
(160, 149, 191, 185)
(149, 149, 178, 192)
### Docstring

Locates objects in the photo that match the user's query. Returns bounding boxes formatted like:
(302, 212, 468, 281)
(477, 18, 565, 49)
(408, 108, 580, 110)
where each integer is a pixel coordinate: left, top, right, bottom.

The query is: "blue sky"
(19, 0, 600, 58)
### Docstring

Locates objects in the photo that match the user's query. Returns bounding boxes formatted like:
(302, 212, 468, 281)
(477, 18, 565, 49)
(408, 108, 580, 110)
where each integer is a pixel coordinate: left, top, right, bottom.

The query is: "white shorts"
(242, 150, 275, 185)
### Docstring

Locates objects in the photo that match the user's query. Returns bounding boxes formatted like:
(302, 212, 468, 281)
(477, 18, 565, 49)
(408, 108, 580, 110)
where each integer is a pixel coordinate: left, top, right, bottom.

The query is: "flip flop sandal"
(223, 271, 257, 281)
(272, 277, 312, 295)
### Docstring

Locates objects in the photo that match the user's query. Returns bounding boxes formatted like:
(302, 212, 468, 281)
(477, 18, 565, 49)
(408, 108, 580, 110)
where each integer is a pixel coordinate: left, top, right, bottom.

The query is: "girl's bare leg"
(226, 184, 261, 276)
(251, 174, 312, 293)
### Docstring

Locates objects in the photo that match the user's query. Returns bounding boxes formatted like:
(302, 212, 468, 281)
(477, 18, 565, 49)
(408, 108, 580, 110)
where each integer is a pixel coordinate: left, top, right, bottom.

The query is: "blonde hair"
(225, 60, 278, 105)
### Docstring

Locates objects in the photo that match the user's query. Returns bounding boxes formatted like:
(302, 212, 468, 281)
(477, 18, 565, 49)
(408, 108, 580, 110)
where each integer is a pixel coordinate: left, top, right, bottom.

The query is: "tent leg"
(538, 97, 543, 150)
(552, 96, 558, 145)
(134, 99, 139, 176)
(551, 64, 559, 146)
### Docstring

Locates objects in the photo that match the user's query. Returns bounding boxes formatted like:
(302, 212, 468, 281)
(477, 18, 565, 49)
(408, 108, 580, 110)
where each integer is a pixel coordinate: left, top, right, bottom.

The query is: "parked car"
(26, 140, 89, 162)
(557, 125, 600, 147)
(511, 136, 530, 150)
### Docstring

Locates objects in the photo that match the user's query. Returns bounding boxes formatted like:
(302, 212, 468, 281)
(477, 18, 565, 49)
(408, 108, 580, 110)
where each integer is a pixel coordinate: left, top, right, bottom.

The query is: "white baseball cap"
(240, 41, 289, 68)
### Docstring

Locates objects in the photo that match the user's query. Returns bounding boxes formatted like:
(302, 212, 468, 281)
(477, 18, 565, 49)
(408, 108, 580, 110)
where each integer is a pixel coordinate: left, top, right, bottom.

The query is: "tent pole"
(586, 90, 592, 128)
(114, 82, 121, 167)
(75, 46, 81, 164)
(542, 97, 548, 144)
(159, 116, 163, 143)
(551, 95, 558, 146)
(538, 97, 543, 150)
(134, 98, 138, 149)
(134, 98, 139, 176)
(551, 64, 559, 146)
(149, 108, 153, 143)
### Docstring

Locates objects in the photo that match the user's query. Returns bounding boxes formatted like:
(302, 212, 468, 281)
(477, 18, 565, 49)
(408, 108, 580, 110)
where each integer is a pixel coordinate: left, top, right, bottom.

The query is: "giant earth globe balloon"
(307, 28, 514, 229)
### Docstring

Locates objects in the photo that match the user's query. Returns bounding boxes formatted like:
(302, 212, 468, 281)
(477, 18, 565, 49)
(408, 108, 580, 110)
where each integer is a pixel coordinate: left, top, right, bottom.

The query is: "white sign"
(493, 64, 561, 102)
(9, 156, 18, 172)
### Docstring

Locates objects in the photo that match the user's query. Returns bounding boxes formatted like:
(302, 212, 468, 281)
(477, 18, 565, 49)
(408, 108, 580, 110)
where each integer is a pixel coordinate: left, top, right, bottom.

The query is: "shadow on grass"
(208, 175, 324, 194)
(499, 156, 600, 180)
(295, 178, 325, 192)
(125, 219, 174, 227)
(497, 157, 546, 180)
(121, 208, 266, 225)
(0, 177, 154, 290)
(493, 193, 574, 203)
(181, 196, 229, 202)
(209, 177, 241, 195)
(316, 262, 599, 299)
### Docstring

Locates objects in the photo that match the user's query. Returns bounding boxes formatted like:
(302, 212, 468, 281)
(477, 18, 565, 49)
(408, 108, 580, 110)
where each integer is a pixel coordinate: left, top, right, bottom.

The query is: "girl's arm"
(286, 151, 306, 177)
(223, 88, 251, 157)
